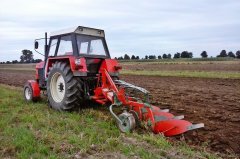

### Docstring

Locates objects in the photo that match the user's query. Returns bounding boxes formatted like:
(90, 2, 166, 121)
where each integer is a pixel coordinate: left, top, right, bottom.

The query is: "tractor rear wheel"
(47, 61, 84, 111)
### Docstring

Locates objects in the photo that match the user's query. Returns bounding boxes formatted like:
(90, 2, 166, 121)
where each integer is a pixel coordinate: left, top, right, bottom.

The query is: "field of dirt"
(121, 75, 240, 156)
(122, 61, 240, 72)
(0, 63, 240, 156)
(0, 70, 34, 87)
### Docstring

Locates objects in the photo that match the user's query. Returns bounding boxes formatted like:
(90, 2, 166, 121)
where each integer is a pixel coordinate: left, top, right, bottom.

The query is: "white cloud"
(0, 0, 240, 61)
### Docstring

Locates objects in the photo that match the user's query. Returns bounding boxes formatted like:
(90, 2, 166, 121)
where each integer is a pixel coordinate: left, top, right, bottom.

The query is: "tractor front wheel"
(23, 83, 38, 102)
(47, 62, 84, 111)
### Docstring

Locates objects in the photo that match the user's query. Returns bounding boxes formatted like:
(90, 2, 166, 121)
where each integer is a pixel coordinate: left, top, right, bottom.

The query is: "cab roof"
(50, 26, 105, 37)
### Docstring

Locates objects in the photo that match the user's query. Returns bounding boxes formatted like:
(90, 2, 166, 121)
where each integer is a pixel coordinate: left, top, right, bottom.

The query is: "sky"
(0, 0, 240, 61)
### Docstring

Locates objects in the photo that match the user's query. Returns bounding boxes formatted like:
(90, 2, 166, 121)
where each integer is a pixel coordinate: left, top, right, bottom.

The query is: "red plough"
(92, 69, 204, 136)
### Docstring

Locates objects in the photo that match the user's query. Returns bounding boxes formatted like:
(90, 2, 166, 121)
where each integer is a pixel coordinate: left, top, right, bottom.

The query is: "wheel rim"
(25, 87, 31, 100)
(118, 113, 136, 132)
(50, 72, 65, 103)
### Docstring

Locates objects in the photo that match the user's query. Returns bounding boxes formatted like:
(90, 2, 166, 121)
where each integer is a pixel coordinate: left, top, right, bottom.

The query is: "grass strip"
(121, 70, 240, 79)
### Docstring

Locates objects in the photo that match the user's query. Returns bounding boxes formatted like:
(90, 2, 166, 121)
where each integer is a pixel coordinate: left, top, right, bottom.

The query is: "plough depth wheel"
(117, 112, 136, 133)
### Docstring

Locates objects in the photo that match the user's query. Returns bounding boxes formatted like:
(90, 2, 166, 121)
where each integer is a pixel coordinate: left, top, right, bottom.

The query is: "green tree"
(181, 51, 193, 58)
(236, 50, 240, 59)
(173, 52, 180, 58)
(162, 54, 167, 59)
(20, 49, 34, 63)
(181, 51, 188, 58)
(149, 55, 156, 59)
(12, 60, 18, 64)
(34, 59, 42, 63)
(167, 54, 171, 59)
(124, 54, 130, 60)
(158, 55, 162, 59)
(131, 55, 136, 60)
(118, 56, 123, 60)
(228, 51, 235, 58)
(201, 51, 208, 58)
(217, 50, 227, 57)
(145, 55, 148, 59)
(189, 52, 193, 58)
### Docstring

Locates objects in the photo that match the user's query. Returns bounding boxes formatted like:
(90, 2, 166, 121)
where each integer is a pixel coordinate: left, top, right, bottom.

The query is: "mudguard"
(26, 80, 41, 98)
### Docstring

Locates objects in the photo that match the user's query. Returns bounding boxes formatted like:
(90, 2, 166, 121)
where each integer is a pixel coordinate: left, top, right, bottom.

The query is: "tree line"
(115, 50, 240, 60)
(1, 49, 240, 64)
(0, 49, 42, 64)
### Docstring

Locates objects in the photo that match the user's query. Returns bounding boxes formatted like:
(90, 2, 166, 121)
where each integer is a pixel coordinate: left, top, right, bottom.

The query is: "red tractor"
(24, 26, 203, 136)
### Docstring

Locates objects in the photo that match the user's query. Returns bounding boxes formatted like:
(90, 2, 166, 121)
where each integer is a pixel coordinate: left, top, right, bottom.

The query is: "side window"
(57, 35, 73, 56)
(48, 38, 58, 56)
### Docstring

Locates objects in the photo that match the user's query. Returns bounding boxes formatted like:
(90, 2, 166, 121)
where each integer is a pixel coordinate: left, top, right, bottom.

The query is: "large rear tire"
(47, 61, 84, 111)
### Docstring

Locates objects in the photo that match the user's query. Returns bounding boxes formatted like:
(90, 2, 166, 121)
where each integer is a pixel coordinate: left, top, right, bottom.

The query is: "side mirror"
(34, 41, 39, 49)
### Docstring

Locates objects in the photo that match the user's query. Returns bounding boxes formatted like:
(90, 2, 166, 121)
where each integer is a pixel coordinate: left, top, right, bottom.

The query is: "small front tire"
(23, 83, 38, 102)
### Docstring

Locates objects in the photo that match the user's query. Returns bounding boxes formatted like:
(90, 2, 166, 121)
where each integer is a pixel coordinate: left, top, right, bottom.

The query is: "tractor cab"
(34, 26, 118, 89)
(47, 26, 110, 58)
(45, 26, 110, 75)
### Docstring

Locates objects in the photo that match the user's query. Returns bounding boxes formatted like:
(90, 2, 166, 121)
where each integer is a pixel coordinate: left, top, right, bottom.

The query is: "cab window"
(57, 35, 73, 56)
(77, 35, 106, 56)
(48, 38, 58, 56)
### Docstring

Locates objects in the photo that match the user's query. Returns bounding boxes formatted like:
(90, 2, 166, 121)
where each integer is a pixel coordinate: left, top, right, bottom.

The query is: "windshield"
(76, 35, 107, 56)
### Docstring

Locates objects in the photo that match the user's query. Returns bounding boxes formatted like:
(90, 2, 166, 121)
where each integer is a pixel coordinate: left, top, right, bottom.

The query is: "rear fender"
(27, 80, 41, 98)
(45, 56, 87, 78)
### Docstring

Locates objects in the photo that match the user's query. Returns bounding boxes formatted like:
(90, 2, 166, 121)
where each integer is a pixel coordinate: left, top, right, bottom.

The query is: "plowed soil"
(0, 69, 239, 156)
(121, 75, 240, 156)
